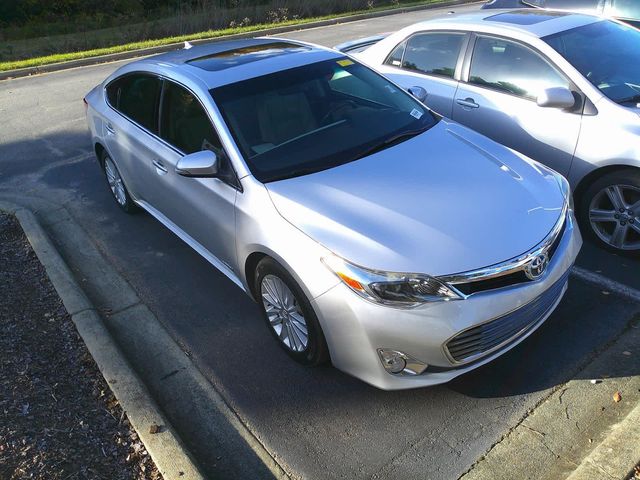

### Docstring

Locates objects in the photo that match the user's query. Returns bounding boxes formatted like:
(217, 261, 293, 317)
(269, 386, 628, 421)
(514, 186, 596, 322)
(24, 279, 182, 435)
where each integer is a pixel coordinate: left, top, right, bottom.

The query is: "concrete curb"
(0, 0, 477, 81)
(566, 402, 640, 480)
(0, 201, 206, 480)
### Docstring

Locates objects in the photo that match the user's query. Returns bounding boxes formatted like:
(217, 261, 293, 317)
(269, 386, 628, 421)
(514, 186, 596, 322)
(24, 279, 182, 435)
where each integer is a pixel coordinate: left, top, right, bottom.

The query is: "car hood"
(265, 120, 565, 276)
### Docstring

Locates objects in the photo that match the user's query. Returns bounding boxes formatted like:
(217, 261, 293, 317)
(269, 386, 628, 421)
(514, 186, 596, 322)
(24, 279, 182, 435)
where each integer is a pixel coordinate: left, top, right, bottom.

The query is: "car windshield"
(544, 20, 640, 104)
(210, 58, 438, 183)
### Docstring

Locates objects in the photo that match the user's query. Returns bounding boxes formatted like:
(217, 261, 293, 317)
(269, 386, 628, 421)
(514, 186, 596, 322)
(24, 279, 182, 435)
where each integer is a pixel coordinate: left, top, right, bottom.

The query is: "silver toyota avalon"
(85, 38, 582, 389)
(352, 10, 640, 254)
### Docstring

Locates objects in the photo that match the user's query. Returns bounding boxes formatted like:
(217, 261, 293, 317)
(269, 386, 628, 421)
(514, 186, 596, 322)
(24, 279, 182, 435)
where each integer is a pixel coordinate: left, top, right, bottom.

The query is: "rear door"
(451, 34, 582, 176)
(104, 73, 162, 201)
(374, 31, 469, 117)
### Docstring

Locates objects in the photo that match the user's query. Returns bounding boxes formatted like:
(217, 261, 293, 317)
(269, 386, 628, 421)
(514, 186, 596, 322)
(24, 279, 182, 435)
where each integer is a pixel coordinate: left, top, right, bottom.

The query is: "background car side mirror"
(175, 150, 219, 178)
(408, 86, 428, 103)
(537, 87, 576, 109)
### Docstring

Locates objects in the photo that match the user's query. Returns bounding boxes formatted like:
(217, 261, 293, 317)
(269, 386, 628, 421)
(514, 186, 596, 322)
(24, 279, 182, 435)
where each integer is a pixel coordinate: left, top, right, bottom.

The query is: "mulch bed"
(0, 213, 162, 480)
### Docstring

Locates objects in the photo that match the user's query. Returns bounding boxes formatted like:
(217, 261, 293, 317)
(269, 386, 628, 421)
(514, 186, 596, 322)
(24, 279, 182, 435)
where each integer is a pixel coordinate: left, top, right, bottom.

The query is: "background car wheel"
(255, 257, 329, 366)
(578, 168, 640, 255)
(100, 151, 138, 214)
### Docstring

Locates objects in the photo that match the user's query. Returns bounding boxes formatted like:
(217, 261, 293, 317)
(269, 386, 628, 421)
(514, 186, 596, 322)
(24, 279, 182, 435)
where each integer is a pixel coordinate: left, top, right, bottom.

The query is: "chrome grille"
(445, 270, 570, 364)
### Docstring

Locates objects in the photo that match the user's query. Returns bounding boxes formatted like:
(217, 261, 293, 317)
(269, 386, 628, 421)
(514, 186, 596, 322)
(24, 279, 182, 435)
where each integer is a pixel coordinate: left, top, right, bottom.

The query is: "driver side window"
(469, 36, 570, 101)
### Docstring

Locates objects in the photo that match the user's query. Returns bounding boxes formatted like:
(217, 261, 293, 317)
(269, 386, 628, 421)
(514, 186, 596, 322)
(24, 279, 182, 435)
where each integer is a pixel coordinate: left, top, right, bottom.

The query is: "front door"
(145, 79, 239, 275)
(452, 35, 582, 176)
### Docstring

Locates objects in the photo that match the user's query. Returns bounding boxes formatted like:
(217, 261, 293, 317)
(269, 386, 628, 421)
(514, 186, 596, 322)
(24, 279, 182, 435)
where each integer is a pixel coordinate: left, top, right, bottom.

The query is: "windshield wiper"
(353, 126, 430, 161)
(616, 94, 640, 105)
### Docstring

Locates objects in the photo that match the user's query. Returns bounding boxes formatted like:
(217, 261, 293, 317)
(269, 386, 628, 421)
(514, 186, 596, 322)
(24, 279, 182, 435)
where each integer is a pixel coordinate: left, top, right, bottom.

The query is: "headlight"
(321, 254, 461, 307)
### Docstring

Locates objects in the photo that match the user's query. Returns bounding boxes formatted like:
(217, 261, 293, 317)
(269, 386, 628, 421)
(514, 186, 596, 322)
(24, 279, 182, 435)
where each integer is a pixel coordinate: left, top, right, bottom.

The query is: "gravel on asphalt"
(0, 213, 161, 480)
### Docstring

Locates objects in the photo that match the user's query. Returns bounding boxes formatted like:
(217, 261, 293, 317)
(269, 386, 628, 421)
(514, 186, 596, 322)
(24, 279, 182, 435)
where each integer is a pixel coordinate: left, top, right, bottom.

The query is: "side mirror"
(537, 87, 576, 109)
(408, 86, 428, 103)
(175, 150, 219, 178)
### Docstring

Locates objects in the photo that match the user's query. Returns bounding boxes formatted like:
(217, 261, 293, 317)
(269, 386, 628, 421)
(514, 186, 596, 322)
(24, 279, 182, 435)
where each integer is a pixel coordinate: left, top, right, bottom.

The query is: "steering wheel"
(321, 100, 358, 124)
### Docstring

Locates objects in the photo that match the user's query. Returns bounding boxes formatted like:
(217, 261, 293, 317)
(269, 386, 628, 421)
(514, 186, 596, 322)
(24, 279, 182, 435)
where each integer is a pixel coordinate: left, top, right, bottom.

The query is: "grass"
(0, 0, 451, 72)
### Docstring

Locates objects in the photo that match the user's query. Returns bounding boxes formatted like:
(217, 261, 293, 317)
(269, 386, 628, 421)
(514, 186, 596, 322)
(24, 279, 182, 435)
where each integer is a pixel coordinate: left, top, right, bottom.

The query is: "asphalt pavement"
(1, 3, 639, 479)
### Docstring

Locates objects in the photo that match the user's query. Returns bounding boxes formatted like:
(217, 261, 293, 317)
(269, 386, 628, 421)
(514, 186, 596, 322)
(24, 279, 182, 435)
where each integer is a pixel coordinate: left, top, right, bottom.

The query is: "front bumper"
(312, 212, 583, 390)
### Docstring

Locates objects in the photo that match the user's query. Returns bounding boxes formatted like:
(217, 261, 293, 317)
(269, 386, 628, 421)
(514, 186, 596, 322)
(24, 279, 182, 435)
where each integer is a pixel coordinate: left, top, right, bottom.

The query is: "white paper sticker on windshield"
(410, 109, 423, 119)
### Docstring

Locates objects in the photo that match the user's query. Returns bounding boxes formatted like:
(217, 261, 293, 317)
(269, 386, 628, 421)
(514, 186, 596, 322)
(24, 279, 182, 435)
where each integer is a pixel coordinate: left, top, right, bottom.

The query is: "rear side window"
(106, 74, 162, 133)
(468, 36, 569, 100)
(159, 81, 221, 155)
(400, 32, 465, 78)
(384, 41, 407, 67)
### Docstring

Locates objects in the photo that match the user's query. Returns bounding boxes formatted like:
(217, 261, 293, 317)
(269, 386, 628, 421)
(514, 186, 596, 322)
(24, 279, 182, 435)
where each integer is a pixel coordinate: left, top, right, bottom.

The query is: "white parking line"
(571, 266, 640, 303)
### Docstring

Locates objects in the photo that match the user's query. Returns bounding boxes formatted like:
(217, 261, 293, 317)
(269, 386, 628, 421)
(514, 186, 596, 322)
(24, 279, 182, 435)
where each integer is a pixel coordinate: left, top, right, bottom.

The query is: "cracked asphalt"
(1, 3, 639, 478)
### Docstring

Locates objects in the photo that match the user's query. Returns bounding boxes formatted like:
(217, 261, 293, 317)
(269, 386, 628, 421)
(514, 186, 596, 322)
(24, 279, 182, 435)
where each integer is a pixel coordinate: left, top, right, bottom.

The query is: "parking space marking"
(571, 266, 640, 303)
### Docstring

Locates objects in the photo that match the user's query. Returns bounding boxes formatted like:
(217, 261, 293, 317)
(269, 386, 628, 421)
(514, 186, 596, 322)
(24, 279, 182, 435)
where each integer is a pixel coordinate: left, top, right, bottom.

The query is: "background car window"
(159, 81, 221, 154)
(384, 41, 407, 67)
(400, 32, 465, 78)
(469, 36, 570, 100)
(527, 0, 600, 8)
(106, 74, 162, 133)
(610, 0, 640, 17)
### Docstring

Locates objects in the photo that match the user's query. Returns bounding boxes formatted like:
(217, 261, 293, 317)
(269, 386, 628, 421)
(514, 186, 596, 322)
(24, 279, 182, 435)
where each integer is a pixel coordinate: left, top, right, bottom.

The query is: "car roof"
(133, 37, 341, 89)
(408, 8, 603, 38)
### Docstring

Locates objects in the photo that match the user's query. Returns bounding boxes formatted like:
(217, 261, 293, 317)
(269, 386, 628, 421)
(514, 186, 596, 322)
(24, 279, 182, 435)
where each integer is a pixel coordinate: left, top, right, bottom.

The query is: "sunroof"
(485, 10, 568, 25)
(187, 42, 310, 72)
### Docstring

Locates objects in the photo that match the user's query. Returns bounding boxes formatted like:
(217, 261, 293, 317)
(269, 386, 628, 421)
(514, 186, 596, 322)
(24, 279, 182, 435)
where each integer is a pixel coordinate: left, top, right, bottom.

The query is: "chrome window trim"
(438, 202, 569, 293)
(103, 70, 243, 191)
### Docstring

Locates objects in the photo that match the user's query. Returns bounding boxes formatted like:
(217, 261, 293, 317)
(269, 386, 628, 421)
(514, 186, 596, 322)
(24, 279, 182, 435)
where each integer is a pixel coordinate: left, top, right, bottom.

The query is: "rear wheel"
(100, 151, 138, 214)
(255, 257, 329, 366)
(579, 169, 640, 255)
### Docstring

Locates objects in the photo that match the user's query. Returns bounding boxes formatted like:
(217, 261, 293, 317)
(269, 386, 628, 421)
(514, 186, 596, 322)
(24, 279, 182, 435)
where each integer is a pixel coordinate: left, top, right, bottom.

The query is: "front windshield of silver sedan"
(544, 20, 640, 105)
(210, 58, 438, 182)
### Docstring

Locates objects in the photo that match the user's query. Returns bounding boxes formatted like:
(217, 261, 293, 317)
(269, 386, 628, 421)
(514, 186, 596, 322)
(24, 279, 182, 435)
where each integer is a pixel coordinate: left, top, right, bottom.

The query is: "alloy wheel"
(104, 157, 127, 207)
(589, 184, 640, 251)
(260, 274, 309, 353)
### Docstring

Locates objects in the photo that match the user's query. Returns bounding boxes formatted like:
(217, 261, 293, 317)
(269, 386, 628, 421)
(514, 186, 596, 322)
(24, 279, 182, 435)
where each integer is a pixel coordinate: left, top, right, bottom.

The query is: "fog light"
(377, 349, 429, 376)
(379, 350, 407, 374)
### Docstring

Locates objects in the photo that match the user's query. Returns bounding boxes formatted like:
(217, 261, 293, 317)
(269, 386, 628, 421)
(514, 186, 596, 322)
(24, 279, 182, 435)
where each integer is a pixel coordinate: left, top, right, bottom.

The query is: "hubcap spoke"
(630, 200, 640, 217)
(260, 275, 309, 352)
(606, 185, 627, 211)
(609, 223, 628, 248)
(589, 208, 617, 223)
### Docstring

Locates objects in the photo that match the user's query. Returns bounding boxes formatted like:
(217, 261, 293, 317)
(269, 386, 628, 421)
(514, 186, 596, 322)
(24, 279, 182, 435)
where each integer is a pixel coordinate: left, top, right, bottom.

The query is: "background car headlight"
(322, 254, 461, 307)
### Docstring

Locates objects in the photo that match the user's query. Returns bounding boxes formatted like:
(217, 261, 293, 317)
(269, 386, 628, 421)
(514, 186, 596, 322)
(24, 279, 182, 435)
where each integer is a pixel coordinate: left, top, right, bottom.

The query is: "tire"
(578, 168, 640, 255)
(254, 257, 329, 366)
(100, 150, 138, 214)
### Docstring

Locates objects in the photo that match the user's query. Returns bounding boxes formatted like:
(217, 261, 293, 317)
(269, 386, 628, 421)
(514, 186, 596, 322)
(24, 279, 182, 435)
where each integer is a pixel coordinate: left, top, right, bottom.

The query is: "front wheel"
(578, 169, 640, 255)
(255, 258, 329, 366)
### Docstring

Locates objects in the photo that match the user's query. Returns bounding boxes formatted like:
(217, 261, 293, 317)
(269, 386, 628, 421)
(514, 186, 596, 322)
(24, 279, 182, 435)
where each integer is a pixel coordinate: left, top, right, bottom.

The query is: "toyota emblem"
(525, 253, 549, 280)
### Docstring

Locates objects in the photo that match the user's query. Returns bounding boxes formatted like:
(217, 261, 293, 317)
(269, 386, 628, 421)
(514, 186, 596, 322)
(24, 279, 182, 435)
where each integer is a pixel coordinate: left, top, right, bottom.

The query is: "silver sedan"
(85, 38, 581, 389)
(353, 9, 640, 253)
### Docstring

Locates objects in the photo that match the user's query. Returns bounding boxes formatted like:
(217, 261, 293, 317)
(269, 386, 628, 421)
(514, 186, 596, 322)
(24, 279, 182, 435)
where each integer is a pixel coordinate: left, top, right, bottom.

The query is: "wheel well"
(244, 252, 267, 301)
(574, 165, 640, 207)
(94, 143, 106, 166)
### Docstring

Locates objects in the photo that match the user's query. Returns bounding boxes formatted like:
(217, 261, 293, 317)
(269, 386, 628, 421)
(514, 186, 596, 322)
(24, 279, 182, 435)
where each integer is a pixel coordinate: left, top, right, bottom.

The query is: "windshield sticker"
(410, 109, 423, 119)
(337, 59, 354, 67)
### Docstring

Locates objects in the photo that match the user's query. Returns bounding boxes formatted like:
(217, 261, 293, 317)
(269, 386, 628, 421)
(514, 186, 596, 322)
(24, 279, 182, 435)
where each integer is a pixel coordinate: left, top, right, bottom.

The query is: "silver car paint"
(86, 38, 581, 389)
(356, 11, 640, 191)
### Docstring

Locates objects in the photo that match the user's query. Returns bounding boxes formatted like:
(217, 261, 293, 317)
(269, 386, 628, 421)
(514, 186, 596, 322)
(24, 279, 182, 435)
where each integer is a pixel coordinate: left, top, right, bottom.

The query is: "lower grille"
(445, 270, 569, 364)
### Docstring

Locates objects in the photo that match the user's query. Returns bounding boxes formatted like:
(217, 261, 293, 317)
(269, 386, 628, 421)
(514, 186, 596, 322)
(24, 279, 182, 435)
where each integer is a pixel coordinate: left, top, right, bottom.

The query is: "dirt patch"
(0, 213, 162, 480)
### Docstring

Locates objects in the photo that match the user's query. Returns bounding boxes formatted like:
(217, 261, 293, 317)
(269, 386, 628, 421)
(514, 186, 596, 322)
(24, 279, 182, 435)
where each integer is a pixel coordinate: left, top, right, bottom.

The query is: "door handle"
(152, 159, 168, 174)
(456, 98, 480, 109)
(105, 123, 116, 135)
